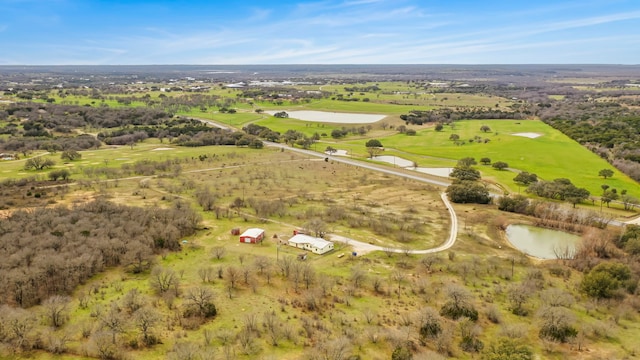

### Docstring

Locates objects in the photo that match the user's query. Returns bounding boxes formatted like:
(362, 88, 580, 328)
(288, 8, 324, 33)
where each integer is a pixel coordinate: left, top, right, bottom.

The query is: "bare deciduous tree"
(362, 308, 377, 325)
(254, 256, 271, 276)
(302, 263, 316, 290)
(100, 303, 126, 344)
(212, 246, 227, 260)
(241, 265, 253, 285)
(304, 218, 327, 237)
(186, 286, 216, 318)
(350, 267, 367, 289)
(198, 266, 216, 283)
(91, 331, 119, 360)
(45, 329, 71, 354)
(225, 266, 241, 290)
(540, 288, 575, 308)
(42, 295, 71, 328)
(309, 338, 352, 360)
(391, 270, 406, 299)
(5, 307, 35, 351)
(150, 266, 180, 295)
(278, 256, 294, 279)
(537, 306, 577, 343)
(122, 288, 144, 314)
(263, 311, 282, 346)
(420, 254, 441, 272)
(242, 312, 259, 335)
(508, 283, 533, 316)
(134, 306, 161, 346)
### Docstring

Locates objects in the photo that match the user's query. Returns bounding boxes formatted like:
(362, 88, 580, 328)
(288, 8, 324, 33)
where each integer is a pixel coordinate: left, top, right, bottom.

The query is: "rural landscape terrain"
(2, 64, 640, 360)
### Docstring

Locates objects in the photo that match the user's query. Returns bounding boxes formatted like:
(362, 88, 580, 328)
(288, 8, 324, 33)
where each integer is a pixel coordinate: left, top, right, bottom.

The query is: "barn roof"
(289, 234, 333, 249)
(240, 228, 264, 237)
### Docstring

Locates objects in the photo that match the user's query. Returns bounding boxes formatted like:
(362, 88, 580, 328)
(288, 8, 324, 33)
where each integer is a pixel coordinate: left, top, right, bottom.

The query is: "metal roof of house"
(288, 234, 333, 249)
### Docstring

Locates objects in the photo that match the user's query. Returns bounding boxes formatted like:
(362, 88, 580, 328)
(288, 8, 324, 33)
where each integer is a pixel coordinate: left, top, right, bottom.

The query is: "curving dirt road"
(192, 116, 459, 255)
(328, 192, 457, 255)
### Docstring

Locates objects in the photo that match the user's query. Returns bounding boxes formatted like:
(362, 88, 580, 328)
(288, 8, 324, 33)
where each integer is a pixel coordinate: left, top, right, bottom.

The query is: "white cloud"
(246, 7, 272, 21)
(343, 0, 385, 6)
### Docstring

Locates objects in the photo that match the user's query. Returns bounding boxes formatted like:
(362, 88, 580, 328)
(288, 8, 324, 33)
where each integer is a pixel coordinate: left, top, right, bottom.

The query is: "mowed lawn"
(370, 119, 640, 197)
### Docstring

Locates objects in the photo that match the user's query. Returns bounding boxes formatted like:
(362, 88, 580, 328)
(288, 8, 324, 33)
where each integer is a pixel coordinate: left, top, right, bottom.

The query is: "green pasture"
(181, 110, 267, 127)
(252, 115, 360, 137)
(350, 119, 640, 198)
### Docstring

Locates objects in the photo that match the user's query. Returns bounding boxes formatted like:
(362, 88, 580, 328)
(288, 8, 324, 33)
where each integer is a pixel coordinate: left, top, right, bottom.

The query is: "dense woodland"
(0, 199, 201, 307)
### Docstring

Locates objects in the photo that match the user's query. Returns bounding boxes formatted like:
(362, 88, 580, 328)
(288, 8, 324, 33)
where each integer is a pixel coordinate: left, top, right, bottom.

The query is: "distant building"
(239, 228, 265, 244)
(288, 234, 334, 255)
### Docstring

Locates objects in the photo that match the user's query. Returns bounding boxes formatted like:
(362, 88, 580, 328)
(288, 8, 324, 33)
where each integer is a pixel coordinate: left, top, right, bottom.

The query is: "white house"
(288, 234, 334, 255)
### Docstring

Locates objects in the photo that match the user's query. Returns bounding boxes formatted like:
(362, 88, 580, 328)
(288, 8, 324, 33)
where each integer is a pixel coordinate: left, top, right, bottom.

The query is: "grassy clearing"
(362, 119, 640, 198)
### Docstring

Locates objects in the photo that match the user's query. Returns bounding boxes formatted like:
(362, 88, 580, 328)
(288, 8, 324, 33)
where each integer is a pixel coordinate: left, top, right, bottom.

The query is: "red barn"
(239, 228, 265, 244)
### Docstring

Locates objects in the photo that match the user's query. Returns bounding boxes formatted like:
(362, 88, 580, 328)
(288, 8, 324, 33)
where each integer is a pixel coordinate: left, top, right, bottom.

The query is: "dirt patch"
(415, 167, 453, 177)
(373, 155, 413, 167)
(325, 149, 349, 156)
(512, 132, 542, 139)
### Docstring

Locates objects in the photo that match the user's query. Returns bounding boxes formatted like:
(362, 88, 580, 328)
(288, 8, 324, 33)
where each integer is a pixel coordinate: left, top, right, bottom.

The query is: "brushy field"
(2, 143, 640, 360)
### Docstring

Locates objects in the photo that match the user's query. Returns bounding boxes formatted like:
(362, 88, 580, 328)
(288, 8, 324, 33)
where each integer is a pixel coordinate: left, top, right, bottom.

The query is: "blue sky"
(0, 0, 639, 65)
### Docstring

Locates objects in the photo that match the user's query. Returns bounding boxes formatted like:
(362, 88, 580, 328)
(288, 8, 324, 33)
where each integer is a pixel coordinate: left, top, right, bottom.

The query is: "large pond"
(265, 110, 387, 123)
(505, 224, 581, 259)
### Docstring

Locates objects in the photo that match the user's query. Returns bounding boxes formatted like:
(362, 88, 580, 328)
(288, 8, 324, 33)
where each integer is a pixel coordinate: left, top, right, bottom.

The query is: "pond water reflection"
(505, 224, 581, 259)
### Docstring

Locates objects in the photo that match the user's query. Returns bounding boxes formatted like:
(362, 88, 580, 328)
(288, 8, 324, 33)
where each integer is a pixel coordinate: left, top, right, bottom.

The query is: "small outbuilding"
(239, 228, 265, 244)
(288, 234, 334, 255)
(0, 153, 16, 161)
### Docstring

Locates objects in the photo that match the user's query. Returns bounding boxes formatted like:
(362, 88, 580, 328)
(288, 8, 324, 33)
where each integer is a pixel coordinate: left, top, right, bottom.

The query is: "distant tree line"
(243, 123, 371, 146)
(343, 85, 380, 92)
(2, 103, 172, 129)
(238, 87, 326, 101)
(0, 103, 262, 152)
(0, 134, 101, 155)
(400, 109, 524, 126)
(526, 178, 590, 208)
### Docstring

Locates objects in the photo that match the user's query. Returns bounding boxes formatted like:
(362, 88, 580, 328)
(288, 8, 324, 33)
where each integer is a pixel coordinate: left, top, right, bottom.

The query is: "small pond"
(505, 224, 581, 259)
(372, 156, 453, 177)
